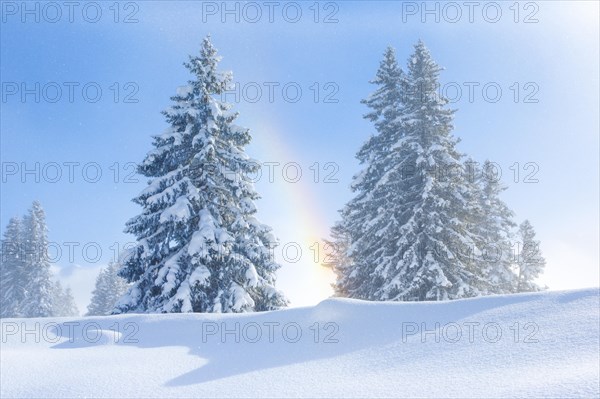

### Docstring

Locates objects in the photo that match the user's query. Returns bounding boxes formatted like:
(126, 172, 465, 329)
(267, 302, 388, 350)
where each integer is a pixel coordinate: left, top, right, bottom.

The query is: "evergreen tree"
(20, 201, 55, 317)
(115, 36, 287, 314)
(324, 221, 353, 297)
(333, 46, 408, 299)
(464, 160, 518, 295)
(515, 220, 546, 292)
(335, 41, 487, 301)
(51, 281, 79, 317)
(1, 204, 75, 318)
(87, 262, 128, 316)
(0, 217, 26, 318)
(61, 287, 79, 316)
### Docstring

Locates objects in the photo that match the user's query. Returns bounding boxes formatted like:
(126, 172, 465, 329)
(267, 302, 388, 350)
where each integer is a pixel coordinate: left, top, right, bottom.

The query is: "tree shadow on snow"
(47, 290, 584, 387)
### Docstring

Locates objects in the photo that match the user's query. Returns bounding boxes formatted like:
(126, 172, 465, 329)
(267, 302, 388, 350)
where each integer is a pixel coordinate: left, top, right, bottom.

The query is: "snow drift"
(1, 288, 598, 398)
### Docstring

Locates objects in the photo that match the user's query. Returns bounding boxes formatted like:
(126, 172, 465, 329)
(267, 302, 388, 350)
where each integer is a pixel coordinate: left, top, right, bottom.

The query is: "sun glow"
(246, 116, 336, 307)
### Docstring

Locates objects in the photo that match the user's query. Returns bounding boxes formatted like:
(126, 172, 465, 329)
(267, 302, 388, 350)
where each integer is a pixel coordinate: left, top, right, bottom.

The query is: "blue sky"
(1, 1, 598, 309)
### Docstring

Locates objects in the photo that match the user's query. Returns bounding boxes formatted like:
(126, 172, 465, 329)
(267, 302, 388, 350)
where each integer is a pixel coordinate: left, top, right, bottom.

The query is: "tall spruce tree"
(115, 36, 287, 314)
(2, 204, 78, 318)
(20, 201, 55, 317)
(334, 41, 489, 301)
(515, 220, 546, 292)
(87, 262, 128, 316)
(0, 217, 26, 318)
(333, 46, 407, 299)
(474, 160, 518, 294)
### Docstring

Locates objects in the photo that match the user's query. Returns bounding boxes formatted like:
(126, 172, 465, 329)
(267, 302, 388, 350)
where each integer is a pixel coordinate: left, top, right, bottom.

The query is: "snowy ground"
(1, 288, 598, 398)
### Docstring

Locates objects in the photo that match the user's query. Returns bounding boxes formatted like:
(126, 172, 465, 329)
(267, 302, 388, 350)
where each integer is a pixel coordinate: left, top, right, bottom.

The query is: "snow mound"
(1, 288, 598, 398)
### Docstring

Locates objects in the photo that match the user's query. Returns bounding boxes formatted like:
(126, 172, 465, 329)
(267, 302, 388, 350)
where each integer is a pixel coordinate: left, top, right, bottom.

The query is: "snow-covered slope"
(1, 288, 598, 398)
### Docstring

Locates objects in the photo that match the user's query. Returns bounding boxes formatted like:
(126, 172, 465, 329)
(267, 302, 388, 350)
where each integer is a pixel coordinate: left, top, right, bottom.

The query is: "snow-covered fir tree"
(51, 281, 79, 317)
(332, 46, 407, 299)
(0, 216, 26, 318)
(323, 220, 353, 297)
(515, 220, 546, 292)
(114, 36, 287, 314)
(19, 201, 56, 317)
(470, 160, 518, 294)
(334, 41, 490, 301)
(87, 262, 128, 316)
(1, 203, 80, 317)
(62, 287, 79, 316)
